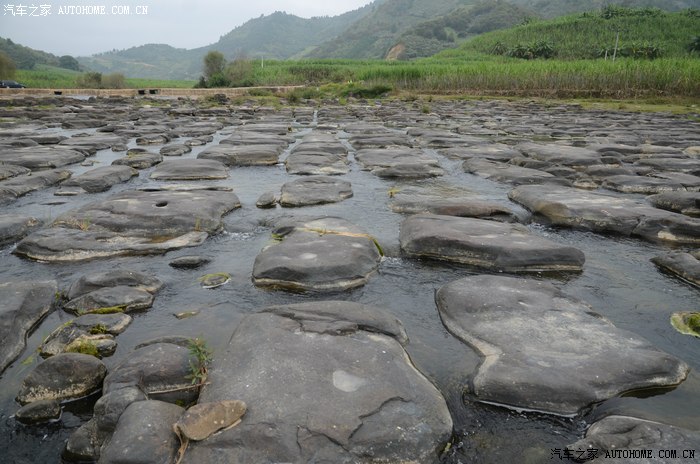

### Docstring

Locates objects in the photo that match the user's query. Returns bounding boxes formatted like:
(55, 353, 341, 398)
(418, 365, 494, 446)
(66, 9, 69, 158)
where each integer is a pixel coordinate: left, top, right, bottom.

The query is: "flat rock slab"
(112, 151, 163, 169)
(253, 217, 382, 292)
(647, 191, 700, 217)
(400, 214, 585, 272)
(59, 134, 127, 152)
(652, 252, 700, 287)
(356, 148, 443, 178)
(440, 143, 521, 161)
(160, 144, 192, 156)
(0, 164, 31, 181)
(601, 175, 690, 194)
(59, 165, 137, 193)
(436, 275, 689, 415)
(14, 189, 240, 262)
(40, 313, 132, 357)
(509, 185, 700, 245)
(150, 159, 229, 181)
(566, 416, 700, 463)
(182, 301, 452, 464)
(279, 176, 353, 207)
(0, 169, 72, 205)
(68, 269, 163, 299)
(0, 214, 41, 246)
(198, 145, 280, 166)
(285, 151, 349, 175)
(517, 142, 601, 168)
(100, 400, 184, 464)
(219, 131, 293, 149)
(635, 157, 700, 175)
(16, 352, 107, 405)
(390, 193, 519, 222)
(464, 158, 565, 185)
(0, 281, 57, 374)
(0, 146, 86, 170)
(103, 342, 198, 405)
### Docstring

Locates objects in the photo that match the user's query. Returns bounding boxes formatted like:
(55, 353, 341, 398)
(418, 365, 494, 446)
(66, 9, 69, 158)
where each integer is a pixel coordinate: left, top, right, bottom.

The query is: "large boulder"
(0, 214, 41, 246)
(436, 275, 689, 415)
(279, 176, 353, 207)
(400, 214, 585, 272)
(0, 281, 57, 373)
(198, 144, 280, 166)
(355, 148, 444, 178)
(0, 169, 72, 205)
(150, 159, 229, 181)
(58, 165, 137, 193)
(253, 217, 383, 292)
(651, 252, 700, 287)
(16, 353, 107, 405)
(0, 146, 86, 169)
(14, 189, 240, 262)
(181, 301, 452, 464)
(566, 416, 700, 463)
(99, 400, 184, 464)
(509, 185, 700, 244)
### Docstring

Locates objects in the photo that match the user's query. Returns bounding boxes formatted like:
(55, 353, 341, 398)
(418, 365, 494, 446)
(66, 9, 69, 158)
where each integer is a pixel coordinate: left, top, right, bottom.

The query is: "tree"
(58, 55, 80, 71)
(203, 51, 226, 79)
(0, 51, 16, 79)
(102, 73, 126, 89)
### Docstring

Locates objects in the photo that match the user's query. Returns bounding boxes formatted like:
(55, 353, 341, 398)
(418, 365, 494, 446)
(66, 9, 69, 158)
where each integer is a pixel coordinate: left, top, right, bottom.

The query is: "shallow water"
(0, 99, 698, 463)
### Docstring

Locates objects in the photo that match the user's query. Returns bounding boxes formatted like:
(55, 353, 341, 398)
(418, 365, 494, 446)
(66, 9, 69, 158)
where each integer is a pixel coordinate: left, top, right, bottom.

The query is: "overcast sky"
(0, 1, 373, 57)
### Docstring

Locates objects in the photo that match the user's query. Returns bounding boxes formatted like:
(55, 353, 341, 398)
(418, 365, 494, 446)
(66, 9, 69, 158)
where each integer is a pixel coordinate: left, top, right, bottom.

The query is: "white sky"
(0, 1, 373, 57)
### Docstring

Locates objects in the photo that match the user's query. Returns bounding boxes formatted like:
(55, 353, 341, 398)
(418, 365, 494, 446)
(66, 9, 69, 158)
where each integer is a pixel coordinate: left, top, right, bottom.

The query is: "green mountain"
(436, 7, 700, 60)
(0, 37, 82, 71)
(386, 1, 537, 60)
(308, 0, 700, 59)
(77, 3, 378, 80)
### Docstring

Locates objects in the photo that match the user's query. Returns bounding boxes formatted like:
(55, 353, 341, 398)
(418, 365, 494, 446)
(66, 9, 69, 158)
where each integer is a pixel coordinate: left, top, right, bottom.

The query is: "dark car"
(0, 80, 26, 88)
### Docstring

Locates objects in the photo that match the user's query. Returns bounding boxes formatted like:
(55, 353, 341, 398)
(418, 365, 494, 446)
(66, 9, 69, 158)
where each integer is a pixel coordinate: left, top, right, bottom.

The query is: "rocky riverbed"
(0, 95, 699, 463)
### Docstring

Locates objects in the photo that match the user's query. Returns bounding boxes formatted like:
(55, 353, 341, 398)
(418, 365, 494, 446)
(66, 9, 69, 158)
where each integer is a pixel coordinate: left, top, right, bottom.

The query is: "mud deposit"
(1, 95, 699, 463)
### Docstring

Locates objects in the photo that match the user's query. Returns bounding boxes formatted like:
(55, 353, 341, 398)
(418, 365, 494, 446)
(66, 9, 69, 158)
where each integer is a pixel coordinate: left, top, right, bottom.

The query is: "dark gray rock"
(94, 387, 148, 435)
(400, 214, 585, 272)
(59, 134, 126, 151)
(0, 169, 72, 205)
(16, 353, 107, 405)
(64, 418, 101, 462)
(436, 275, 689, 415)
(64, 286, 155, 315)
(59, 165, 137, 193)
(0, 164, 31, 181)
(285, 151, 349, 175)
(150, 159, 229, 181)
(648, 191, 700, 217)
(602, 175, 687, 194)
(253, 217, 382, 292)
(390, 193, 519, 222)
(135, 133, 171, 145)
(0, 146, 86, 170)
(255, 191, 278, 208)
(356, 148, 443, 178)
(517, 142, 601, 168)
(169, 255, 211, 269)
(0, 281, 57, 374)
(635, 157, 700, 175)
(14, 189, 241, 262)
(0, 214, 41, 246)
(566, 416, 700, 463)
(652, 252, 700, 287)
(99, 400, 184, 464)
(509, 185, 700, 245)
(112, 151, 163, 169)
(279, 176, 353, 207)
(103, 342, 199, 405)
(40, 313, 132, 357)
(198, 144, 281, 166)
(464, 159, 565, 186)
(15, 399, 61, 424)
(182, 301, 452, 464)
(68, 269, 163, 299)
(160, 144, 192, 156)
(440, 143, 520, 161)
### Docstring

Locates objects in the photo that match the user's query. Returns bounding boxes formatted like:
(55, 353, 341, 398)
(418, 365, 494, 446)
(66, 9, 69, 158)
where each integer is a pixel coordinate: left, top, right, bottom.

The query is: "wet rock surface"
(1, 96, 699, 464)
(566, 416, 700, 463)
(0, 280, 57, 373)
(253, 217, 382, 291)
(279, 175, 353, 207)
(436, 275, 689, 415)
(400, 213, 585, 272)
(182, 301, 452, 464)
